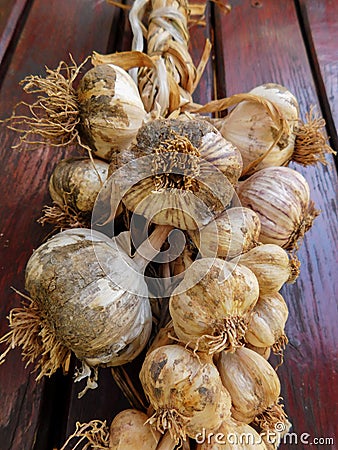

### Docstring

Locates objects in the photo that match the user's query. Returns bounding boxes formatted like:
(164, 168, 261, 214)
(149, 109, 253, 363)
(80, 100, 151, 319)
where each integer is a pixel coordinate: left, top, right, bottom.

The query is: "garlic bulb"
(111, 118, 242, 230)
(246, 292, 289, 352)
(234, 243, 299, 293)
(140, 344, 232, 444)
(77, 63, 147, 160)
(109, 409, 160, 450)
(48, 157, 109, 212)
(189, 206, 261, 259)
(219, 84, 299, 175)
(245, 343, 271, 360)
(196, 419, 267, 449)
(169, 258, 259, 354)
(0, 225, 172, 393)
(237, 166, 319, 250)
(217, 347, 284, 425)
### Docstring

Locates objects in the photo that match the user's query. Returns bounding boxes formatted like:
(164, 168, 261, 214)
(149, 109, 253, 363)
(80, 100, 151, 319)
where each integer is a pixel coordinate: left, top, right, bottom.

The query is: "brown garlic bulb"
(169, 258, 259, 354)
(237, 166, 319, 250)
(189, 206, 261, 259)
(234, 243, 300, 294)
(140, 344, 232, 445)
(110, 118, 243, 230)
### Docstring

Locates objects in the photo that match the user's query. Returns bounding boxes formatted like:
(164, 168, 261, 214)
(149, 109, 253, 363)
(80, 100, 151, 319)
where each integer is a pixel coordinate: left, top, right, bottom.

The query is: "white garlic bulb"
(234, 243, 299, 293)
(189, 206, 261, 259)
(246, 292, 289, 352)
(217, 347, 285, 426)
(169, 258, 259, 354)
(49, 157, 109, 212)
(219, 83, 299, 175)
(237, 166, 319, 250)
(140, 344, 232, 444)
(111, 118, 242, 230)
(77, 63, 147, 160)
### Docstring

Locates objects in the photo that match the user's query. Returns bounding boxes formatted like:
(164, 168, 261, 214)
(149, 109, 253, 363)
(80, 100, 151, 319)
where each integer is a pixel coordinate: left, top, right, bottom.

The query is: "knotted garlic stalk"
(246, 292, 289, 358)
(196, 419, 268, 449)
(217, 83, 334, 175)
(169, 258, 259, 354)
(6, 59, 147, 161)
(189, 206, 261, 259)
(0, 225, 172, 395)
(234, 243, 300, 294)
(111, 117, 242, 230)
(237, 166, 319, 250)
(217, 347, 288, 431)
(140, 344, 232, 444)
(39, 157, 109, 229)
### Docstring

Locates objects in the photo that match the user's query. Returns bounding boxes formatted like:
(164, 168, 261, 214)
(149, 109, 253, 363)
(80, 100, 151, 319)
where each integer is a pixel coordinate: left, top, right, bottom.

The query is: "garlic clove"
(77, 63, 147, 160)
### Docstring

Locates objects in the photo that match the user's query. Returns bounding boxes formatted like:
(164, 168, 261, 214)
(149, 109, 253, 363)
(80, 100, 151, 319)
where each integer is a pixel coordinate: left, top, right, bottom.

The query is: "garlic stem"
(133, 225, 174, 269)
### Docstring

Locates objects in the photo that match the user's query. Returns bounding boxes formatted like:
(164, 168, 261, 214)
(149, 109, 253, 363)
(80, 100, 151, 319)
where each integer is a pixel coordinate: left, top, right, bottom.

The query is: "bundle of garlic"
(214, 83, 335, 176)
(39, 156, 109, 229)
(6, 60, 147, 161)
(0, 225, 172, 396)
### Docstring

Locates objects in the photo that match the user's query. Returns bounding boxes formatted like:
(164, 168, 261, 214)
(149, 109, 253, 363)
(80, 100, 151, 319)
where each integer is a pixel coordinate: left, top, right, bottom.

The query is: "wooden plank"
(214, 1, 338, 447)
(0, 0, 29, 66)
(0, 1, 118, 449)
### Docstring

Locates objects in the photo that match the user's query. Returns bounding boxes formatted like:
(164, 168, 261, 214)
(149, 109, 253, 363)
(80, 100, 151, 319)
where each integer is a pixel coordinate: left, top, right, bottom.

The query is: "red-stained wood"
(214, 1, 337, 448)
(0, 1, 119, 449)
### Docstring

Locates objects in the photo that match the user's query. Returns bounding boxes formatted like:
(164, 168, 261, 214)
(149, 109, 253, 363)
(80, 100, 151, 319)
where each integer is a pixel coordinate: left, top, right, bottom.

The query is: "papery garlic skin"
(196, 419, 268, 449)
(234, 243, 299, 294)
(109, 409, 160, 450)
(113, 118, 242, 230)
(77, 64, 147, 161)
(189, 206, 261, 259)
(237, 166, 318, 250)
(25, 228, 152, 368)
(169, 258, 259, 353)
(246, 292, 289, 349)
(217, 347, 280, 424)
(219, 83, 299, 174)
(49, 157, 109, 212)
(140, 344, 232, 443)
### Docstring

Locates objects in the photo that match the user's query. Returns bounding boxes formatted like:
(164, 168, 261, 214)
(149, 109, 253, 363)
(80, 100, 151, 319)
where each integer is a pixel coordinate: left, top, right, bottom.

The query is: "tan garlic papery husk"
(140, 344, 232, 444)
(234, 243, 300, 294)
(245, 343, 271, 360)
(189, 206, 261, 259)
(112, 118, 242, 230)
(109, 409, 161, 450)
(217, 347, 286, 427)
(77, 63, 147, 160)
(218, 84, 298, 175)
(237, 166, 319, 250)
(169, 258, 259, 354)
(48, 157, 109, 212)
(246, 292, 289, 357)
(196, 418, 268, 449)
(0, 226, 172, 395)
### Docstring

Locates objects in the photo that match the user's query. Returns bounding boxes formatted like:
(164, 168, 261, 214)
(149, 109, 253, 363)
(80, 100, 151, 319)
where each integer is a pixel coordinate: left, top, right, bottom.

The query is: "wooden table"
(0, 1, 337, 449)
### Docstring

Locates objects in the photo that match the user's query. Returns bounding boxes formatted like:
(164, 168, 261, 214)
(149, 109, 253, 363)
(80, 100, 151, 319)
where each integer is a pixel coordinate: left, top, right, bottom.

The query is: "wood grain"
(214, 1, 337, 448)
(0, 1, 118, 449)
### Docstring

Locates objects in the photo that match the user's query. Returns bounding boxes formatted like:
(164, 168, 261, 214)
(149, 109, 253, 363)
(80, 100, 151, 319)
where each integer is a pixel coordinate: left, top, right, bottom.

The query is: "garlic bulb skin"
(25, 228, 152, 368)
(109, 409, 160, 450)
(169, 258, 259, 353)
(196, 419, 268, 449)
(114, 118, 242, 230)
(140, 344, 232, 443)
(246, 292, 289, 348)
(219, 83, 299, 174)
(77, 64, 147, 161)
(189, 206, 261, 259)
(237, 166, 318, 250)
(234, 243, 299, 294)
(217, 347, 280, 424)
(49, 157, 109, 212)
